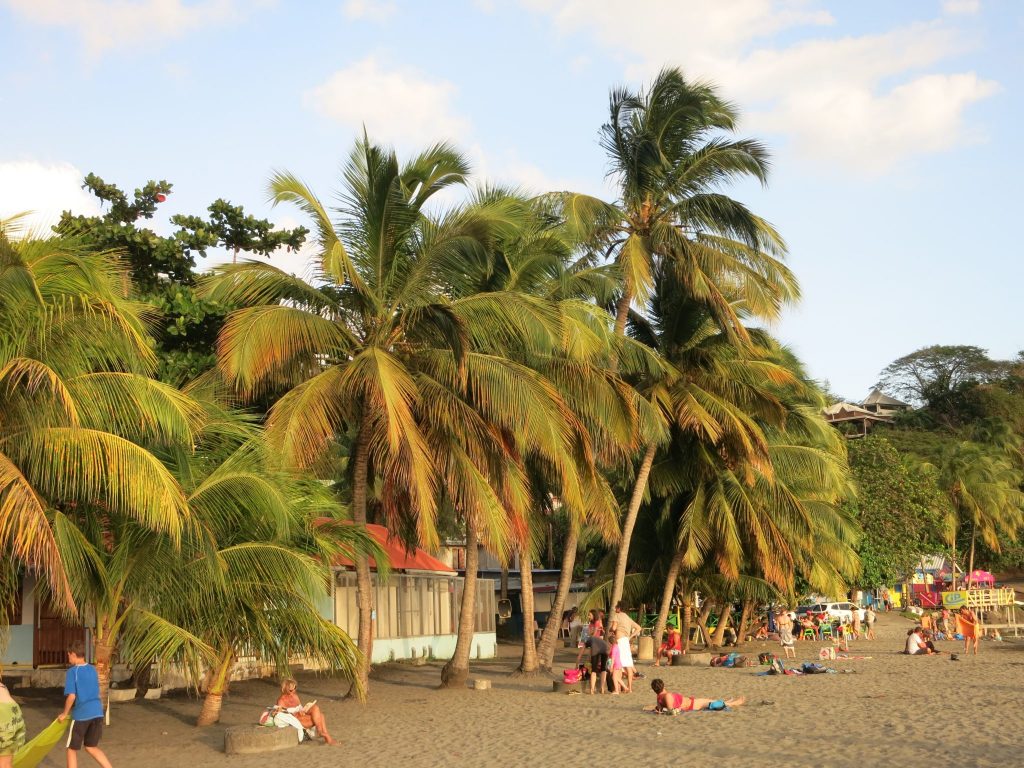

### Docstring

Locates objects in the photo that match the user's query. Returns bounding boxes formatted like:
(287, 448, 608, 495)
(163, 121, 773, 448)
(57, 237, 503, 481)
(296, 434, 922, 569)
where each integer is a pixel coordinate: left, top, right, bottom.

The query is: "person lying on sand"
(649, 679, 746, 714)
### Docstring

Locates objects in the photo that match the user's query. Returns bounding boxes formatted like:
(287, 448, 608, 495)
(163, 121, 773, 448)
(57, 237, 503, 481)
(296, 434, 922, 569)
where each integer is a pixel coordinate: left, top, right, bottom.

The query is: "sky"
(1, 0, 1021, 399)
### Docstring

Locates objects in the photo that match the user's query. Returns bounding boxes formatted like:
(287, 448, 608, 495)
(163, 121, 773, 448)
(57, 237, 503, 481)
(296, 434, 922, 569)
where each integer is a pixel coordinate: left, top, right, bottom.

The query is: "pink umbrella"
(966, 569, 995, 586)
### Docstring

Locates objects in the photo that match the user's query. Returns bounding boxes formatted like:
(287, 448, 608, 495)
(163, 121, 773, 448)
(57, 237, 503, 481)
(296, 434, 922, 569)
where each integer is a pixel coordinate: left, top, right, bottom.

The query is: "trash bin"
(638, 635, 654, 661)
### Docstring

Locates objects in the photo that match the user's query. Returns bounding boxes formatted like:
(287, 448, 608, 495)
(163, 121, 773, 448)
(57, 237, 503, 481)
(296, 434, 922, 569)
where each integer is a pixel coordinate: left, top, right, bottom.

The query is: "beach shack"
(1, 575, 88, 686)
(331, 525, 497, 663)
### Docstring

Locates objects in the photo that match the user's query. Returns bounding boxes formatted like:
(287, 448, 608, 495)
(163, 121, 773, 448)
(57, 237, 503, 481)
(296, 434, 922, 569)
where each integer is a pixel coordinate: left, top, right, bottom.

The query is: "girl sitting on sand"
(649, 679, 746, 714)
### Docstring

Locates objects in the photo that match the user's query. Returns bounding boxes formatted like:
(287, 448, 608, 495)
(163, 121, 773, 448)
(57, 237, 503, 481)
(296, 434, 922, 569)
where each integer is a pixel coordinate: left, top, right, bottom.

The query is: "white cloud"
(342, 0, 396, 22)
(943, 0, 981, 15)
(304, 56, 470, 148)
(2, 0, 246, 58)
(0, 161, 100, 235)
(523, 1, 997, 174)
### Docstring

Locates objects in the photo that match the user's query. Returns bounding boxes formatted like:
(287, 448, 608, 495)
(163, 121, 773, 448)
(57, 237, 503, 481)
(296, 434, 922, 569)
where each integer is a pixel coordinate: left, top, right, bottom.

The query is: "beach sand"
(11, 612, 1023, 767)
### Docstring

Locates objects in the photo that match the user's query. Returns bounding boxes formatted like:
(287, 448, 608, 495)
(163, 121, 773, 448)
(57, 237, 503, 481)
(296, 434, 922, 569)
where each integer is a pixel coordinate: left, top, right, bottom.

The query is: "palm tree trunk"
(614, 292, 632, 337)
(350, 427, 374, 698)
(440, 514, 479, 689)
(694, 598, 715, 649)
(681, 590, 693, 652)
(500, 564, 509, 601)
(737, 600, 753, 642)
(611, 442, 658, 610)
(196, 647, 233, 727)
(513, 550, 539, 675)
(968, 524, 977, 588)
(711, 605, 730, 648)
(93, 635, 114, 709)
(652, 551, 684, 654)
(537, 521, 579, 671)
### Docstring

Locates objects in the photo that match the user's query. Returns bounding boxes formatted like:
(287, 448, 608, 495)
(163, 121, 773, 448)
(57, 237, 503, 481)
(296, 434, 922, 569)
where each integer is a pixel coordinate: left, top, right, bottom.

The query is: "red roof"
(332, 524, 456, 575)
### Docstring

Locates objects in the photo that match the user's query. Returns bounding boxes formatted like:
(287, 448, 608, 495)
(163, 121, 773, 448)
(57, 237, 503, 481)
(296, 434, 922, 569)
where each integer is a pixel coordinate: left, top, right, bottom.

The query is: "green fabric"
(12, 718, 69, 768)
(0, 701, 26, 756)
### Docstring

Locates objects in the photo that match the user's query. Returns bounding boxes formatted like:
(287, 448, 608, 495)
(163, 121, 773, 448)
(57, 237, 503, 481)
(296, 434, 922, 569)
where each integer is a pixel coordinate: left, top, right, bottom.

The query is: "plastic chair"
(801, 627, 815, 641)
(820, 624, 834, 640)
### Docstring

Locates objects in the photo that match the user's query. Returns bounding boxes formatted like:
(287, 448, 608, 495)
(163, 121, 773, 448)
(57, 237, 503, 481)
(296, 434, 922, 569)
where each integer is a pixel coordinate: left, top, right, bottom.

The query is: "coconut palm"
(1, 221, 201, 616)
(203, 139, 601, 694)
(433, 190, 655, 675)
(172, 436, 380, 726)
(610, 270, 856, 650)
(551, 69, 798, 611)
(929, 442, 1024, 584)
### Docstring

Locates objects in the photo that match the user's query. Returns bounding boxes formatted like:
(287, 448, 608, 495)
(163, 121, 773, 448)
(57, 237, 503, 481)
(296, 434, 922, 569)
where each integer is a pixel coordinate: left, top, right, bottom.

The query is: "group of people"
(573, 604, 744, 712)
(910, 605, 980, 655)
(574, 603, 643, 695)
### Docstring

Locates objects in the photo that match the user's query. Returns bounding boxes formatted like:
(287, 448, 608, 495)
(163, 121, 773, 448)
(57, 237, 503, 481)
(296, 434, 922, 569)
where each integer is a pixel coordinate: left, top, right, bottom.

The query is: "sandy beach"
(10, 612, 1023, 768)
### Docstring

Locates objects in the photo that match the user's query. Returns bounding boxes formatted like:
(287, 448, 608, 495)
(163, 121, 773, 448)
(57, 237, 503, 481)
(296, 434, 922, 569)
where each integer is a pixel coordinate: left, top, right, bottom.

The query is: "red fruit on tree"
(155, 193, 167, 202)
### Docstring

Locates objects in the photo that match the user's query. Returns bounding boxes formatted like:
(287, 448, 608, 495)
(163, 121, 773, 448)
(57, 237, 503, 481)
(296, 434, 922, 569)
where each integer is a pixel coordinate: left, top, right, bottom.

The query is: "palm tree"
(1, 220, 199, 618)
(203, 140, 594, 694)
(551, 68, 797, 611)
(433, 190, 648, 675)
(616, 271, 856, 651)
(174, 438, 379, 726)
(930, 442, 1024, 584)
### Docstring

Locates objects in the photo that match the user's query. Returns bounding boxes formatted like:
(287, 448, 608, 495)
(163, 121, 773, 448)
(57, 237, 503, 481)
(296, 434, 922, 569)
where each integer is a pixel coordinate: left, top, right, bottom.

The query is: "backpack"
(562, 668, 582, 684)
(758, 652, 777, 665)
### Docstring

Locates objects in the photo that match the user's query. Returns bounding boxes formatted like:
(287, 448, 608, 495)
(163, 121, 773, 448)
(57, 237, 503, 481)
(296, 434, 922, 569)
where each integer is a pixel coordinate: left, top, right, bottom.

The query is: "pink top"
(610, 644, 622, 670)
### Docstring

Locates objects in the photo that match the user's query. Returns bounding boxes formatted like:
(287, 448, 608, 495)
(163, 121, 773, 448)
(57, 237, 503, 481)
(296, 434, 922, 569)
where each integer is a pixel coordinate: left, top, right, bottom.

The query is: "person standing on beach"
(864, 606, 876, 640)
(776, 609, 795, 654)
(609, 603, 641, 693)
(957, 606, 979, 655)
(58, 642, 112, 768)
(576, 636, 610, 694)
(0, 671, 27, 768)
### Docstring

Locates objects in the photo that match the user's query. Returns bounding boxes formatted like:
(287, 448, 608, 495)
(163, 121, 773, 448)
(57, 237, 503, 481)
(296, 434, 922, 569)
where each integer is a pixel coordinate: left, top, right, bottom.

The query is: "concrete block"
(108, 688, 137, 703)
(673, 652, 712, 666)
(638, 636, 654, 660)
(143, 688, 162, 700)
(224, 725, 299, 756)
(472, 679, 491, 690)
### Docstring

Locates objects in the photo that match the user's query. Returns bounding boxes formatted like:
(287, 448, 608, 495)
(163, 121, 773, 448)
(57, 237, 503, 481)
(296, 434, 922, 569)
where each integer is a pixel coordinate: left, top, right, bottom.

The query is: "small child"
(608, 629, 625, 694)
(650, 678, 746, 714)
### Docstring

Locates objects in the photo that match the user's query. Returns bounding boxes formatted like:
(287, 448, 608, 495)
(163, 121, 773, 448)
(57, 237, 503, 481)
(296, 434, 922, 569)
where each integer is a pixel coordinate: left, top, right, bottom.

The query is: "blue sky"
(1, 0, 1020, 398)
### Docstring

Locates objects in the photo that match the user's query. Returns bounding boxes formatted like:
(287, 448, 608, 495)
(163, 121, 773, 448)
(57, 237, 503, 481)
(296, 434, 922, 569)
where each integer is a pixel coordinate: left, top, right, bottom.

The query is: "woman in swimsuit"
(650, 679, 746, 713)
(276, 678, 337, 745)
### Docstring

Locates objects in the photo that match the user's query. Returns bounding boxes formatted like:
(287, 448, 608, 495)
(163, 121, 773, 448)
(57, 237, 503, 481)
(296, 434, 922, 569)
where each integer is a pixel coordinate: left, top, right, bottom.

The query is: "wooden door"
(34, 600, 85, 667)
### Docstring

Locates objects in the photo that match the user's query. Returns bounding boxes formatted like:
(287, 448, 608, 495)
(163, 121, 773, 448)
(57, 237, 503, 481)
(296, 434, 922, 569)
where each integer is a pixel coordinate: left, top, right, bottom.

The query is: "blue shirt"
(64, 663, 104, 721)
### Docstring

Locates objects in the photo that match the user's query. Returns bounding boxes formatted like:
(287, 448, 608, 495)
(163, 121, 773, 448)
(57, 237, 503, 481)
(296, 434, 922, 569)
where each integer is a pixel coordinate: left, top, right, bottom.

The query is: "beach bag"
(758, 652, 776, 666)
(562, 668, 582, 684)
(819, 647, 836, 660)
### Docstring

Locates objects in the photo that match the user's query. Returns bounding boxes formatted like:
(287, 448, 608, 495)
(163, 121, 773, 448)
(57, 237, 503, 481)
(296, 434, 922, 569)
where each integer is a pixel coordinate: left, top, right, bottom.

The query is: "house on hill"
(861, 388, 912, 418)
(823, 388, 914, 438)
(823, 401, 889, 437)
